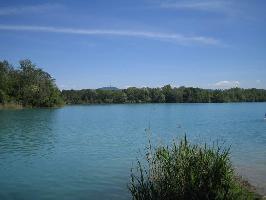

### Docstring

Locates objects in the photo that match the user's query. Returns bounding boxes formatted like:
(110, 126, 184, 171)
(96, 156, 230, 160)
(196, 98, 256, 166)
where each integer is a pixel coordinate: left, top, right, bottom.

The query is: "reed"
(129, 135, 261, 200)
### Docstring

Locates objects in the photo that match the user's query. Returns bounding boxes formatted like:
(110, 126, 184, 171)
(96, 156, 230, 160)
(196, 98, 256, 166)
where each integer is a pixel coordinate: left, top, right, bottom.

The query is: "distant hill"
(97, 87, 120, 91)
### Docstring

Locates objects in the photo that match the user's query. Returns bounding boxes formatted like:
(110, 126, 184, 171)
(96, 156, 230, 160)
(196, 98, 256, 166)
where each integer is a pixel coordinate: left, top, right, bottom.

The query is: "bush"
(129, 135, 259, 200)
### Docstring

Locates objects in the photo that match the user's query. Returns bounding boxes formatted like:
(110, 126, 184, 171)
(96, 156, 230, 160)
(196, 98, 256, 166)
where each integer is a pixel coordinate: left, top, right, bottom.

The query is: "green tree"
(0, 59, 63, 107)
(162, 85, 176, 103)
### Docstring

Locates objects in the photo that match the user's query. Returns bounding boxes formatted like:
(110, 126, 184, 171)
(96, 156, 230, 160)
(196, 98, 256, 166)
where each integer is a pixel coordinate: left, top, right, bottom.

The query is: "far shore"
(0, 103, 23, 109)
(1, 101, 266, 110)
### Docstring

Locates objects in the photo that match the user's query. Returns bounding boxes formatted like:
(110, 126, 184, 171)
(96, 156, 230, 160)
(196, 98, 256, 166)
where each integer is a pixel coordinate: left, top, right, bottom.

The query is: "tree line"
(0, 60, 63, 107)
(62, 85, 266, 104)
(1, 59, 266, 107)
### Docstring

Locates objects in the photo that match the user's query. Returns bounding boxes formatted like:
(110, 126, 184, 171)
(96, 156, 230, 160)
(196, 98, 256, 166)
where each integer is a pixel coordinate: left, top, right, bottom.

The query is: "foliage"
(129, 136, 260, 200)
(62, 84, 266, 104)
(0, 59, 63, 107)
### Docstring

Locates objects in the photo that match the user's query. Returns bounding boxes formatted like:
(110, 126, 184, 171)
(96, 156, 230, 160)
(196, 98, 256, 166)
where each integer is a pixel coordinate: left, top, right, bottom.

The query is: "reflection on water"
(0, 103, 266, 199)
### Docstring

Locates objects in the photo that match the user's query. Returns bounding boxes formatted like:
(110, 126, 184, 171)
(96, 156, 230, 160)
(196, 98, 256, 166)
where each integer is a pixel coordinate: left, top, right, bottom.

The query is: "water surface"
(0, 103, 266, 199)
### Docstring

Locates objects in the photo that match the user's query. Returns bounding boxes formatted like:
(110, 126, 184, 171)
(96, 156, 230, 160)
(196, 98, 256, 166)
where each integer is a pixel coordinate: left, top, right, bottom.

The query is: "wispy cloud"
(213, 80, 240, 89)
(0, 24, 221, 46)
(160, 0, 233, 14)
(0, 4, 64, 16)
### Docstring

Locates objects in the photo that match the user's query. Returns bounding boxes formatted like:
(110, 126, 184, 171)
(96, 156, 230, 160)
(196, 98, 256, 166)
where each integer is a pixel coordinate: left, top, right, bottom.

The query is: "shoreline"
(236, 176, 266, 198)
(1, 102, 266, 110)
(0, 103, 23, 109)
(0, 103, 64, 110)
(64, 101, 266, 106)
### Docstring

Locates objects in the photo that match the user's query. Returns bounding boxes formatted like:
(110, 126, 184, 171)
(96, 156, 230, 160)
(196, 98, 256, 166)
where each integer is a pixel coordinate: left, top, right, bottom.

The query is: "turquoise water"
(0, 103, 266, 199)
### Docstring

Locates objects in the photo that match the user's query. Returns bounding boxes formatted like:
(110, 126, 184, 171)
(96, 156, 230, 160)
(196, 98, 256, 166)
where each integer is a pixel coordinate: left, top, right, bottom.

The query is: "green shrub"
(129, 135, 259, 200)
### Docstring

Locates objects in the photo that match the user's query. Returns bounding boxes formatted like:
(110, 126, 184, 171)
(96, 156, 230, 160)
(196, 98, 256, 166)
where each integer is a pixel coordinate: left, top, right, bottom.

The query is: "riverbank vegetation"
(0, 60, 63, 107)
(62, 85, 266, 104)
(2, 59, 266, 107)
(129, 136, 262, 200)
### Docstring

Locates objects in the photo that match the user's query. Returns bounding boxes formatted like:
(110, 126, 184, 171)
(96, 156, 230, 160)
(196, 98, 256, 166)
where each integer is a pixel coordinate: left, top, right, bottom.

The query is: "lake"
(0, 103, 266, 199)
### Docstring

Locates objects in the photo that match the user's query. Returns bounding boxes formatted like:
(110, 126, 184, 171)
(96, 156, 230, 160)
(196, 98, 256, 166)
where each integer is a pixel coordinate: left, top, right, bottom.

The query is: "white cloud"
(214, 80, 240, 89)
(160, 0, 234, 14)
(122, 86, 133, 89)
(170, 83, 180, 88)
(0, 4, 63, 16)
(256, 80, 261, 83)
(0, 24, 221, 46)
(59, 84, 75, 90)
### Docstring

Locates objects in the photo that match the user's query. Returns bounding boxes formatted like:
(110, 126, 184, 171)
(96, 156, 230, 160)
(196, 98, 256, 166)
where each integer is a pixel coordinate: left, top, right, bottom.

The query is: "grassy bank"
(0, 102, 64, 109)
(0, 103, 23, 109)
(129, 135, 263, 200)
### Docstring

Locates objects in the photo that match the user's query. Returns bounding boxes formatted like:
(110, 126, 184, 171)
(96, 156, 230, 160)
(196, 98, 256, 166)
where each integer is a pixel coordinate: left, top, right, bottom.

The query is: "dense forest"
(0, 60, 63, 107)
(62, 85, 266, 104)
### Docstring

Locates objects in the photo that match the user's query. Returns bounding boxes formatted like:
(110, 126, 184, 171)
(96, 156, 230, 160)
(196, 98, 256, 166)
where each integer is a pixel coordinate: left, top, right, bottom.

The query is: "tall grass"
(129, 135, 260, 200)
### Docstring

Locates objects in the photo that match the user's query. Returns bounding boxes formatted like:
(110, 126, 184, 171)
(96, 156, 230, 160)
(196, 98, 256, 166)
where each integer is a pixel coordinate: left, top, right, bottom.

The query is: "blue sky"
(0, 0, 265, 89)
